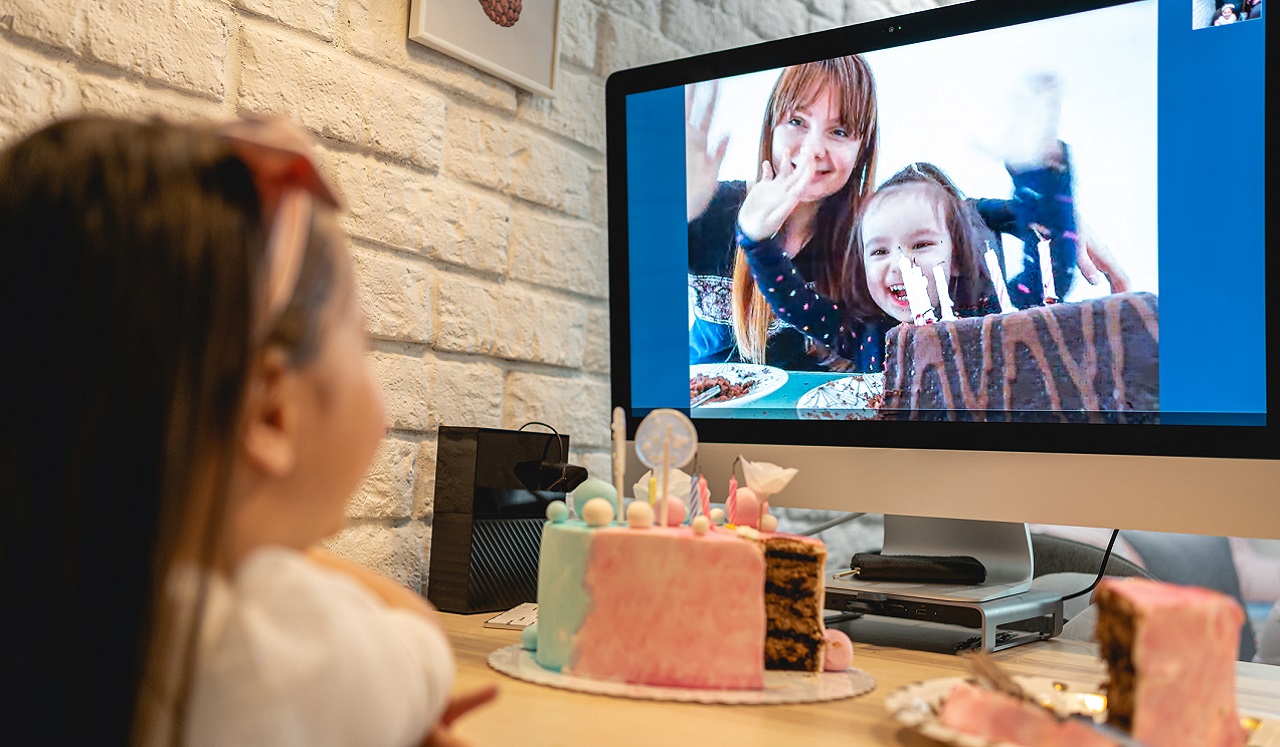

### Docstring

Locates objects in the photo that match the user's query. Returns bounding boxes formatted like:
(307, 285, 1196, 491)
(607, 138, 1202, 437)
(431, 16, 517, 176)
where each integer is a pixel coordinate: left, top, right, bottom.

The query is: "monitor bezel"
(605, 0, 1276, 461)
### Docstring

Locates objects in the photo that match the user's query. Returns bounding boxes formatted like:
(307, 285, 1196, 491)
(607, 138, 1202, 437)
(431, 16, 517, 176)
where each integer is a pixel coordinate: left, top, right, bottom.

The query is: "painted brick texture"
(1, 0, 945, 592)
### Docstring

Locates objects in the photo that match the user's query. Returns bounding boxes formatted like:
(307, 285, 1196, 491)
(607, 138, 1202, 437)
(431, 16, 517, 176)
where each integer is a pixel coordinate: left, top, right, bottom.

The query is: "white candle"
(611, 407, 626, 521)
(913, 264, 937, 324)
(1037, 237, 1059, 304)
(983, 245, 1016, 314)
(932, 263, 957, 321)
(898, 255, 935, 325)
(659, 428, 671, 528)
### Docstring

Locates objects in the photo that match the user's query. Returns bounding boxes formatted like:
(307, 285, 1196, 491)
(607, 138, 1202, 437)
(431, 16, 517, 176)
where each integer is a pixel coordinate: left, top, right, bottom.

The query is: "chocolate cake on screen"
(881, 292, 1159, 422)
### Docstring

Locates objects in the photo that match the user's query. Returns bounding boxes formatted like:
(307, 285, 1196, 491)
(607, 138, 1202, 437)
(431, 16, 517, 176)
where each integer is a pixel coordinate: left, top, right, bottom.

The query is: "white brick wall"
(0, 0, 947, 593)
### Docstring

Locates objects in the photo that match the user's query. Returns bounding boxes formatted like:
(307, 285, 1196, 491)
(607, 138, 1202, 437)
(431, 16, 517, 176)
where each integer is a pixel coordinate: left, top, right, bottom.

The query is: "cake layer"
(1094, 578, 1246, 747)
(881, 292, 1159, 423)
(759, 534, 827, 672)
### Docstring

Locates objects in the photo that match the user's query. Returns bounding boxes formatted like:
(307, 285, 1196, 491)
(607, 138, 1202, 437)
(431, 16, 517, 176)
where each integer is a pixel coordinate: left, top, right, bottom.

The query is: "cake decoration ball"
(570, 477, 618, 509)
(520, 622, 539, 651)
(822, 628, 854, 671)
(709, 507, 726, 526)
(733, 488, 760, 528)
(545, 501, 569, 523)
(662, 498, 687, 527)
(581, 497, 615, 527)
(626, 500, 654, 529)
(691, 516, 710, 535)
(760, 514, 779, 533)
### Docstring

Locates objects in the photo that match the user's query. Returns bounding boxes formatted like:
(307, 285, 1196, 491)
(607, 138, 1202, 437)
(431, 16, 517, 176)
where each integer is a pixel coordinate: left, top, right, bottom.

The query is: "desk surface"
(443, 613, 1280, 747)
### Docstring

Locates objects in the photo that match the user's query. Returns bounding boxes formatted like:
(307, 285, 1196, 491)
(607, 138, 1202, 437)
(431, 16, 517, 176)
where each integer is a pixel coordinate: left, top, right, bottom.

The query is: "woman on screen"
(687, 57, 876, 371)
(687, 62, 1125, 371)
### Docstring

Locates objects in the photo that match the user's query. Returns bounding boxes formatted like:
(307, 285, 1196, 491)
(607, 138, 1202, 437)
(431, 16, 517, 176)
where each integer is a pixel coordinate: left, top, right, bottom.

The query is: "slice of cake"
(939, 681, 1120, 747)
(1094, 578, 1247, 747)
(881, 292, 1158, 423)
(757, 532, 827, 672)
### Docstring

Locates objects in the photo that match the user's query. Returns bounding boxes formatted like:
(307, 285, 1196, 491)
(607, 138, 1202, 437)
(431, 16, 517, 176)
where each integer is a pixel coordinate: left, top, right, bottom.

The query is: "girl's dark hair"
(844, 161, 998, 318)
(0, 116, 335, 744)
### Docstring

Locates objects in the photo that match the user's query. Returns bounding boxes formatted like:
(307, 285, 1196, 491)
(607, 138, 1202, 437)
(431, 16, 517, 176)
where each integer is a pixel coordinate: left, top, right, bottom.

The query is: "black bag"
(847, 552, 988, 584)
(427, 426, 583, 613)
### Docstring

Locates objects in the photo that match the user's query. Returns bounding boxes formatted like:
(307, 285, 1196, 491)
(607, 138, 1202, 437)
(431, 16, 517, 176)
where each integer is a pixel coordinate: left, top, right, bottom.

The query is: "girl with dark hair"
(0, 116, 492, 746)
(744, 161, 1075, 372)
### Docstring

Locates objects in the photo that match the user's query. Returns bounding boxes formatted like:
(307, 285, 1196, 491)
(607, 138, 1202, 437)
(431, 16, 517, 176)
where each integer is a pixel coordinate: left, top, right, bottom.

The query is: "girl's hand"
(737, 150, 816, 243)
(686, 81, 730, 222)
(1075, 224, 1132, 292)
(421, 685, 499, 747)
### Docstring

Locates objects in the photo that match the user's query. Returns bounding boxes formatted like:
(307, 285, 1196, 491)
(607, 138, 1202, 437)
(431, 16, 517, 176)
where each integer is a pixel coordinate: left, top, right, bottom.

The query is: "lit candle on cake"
(1035, 229, 1059, 304)
(983, 243, 1016, 314)
(899, 255, 935, 325)
(932, 263, 957, 321)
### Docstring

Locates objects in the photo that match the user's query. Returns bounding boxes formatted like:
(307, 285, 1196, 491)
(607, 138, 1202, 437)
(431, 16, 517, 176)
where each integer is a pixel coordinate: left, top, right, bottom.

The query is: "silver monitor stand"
(825, 516, 1064, 653)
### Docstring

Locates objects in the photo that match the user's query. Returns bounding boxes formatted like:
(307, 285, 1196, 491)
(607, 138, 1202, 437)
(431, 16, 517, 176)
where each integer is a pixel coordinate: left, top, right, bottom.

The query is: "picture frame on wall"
(408, 0, 561, 97)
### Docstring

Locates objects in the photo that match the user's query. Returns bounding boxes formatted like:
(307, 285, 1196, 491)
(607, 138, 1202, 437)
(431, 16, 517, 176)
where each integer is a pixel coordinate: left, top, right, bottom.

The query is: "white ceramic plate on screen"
(689, 363, 788, 408)
(796, 373, 885, 420)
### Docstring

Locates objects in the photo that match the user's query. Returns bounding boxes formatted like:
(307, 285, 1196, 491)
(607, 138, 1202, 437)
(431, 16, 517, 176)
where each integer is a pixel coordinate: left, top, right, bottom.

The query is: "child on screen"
(741, 161, 1077, 372)
(0, 115, 494, 746)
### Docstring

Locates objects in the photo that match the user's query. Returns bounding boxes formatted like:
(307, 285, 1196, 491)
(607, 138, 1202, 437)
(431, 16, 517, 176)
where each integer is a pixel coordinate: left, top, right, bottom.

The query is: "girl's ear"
(240, 347, 299, 478)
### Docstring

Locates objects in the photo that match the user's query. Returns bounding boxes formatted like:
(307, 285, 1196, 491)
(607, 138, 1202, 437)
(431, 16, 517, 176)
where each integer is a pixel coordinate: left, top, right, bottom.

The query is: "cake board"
(488, 645, 876, 704)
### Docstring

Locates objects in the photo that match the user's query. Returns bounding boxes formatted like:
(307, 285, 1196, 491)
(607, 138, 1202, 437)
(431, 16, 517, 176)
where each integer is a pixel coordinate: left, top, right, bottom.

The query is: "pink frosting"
(569, 526, 767, 689)
(940, 682, 1118, 747)
(1098, 578, 1247, 747)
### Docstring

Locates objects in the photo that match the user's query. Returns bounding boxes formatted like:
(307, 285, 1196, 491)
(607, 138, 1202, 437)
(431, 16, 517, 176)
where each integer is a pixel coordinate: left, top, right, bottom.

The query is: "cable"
(799, 512, 867, 537)
(1061, 529, 1121, 602)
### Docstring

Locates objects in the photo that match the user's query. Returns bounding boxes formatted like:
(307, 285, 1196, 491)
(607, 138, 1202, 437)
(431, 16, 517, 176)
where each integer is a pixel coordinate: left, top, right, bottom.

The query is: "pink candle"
(697, 475, 712, 524)
(726, 474, 738, 522)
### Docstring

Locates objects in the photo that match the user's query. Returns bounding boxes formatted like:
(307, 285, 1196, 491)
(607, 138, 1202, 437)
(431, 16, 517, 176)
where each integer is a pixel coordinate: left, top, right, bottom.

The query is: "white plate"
(689, 363, 788, 408)
(884, 675, 1271, 747)
(796, 373, 885, 420)
(488, 645, 875, 704)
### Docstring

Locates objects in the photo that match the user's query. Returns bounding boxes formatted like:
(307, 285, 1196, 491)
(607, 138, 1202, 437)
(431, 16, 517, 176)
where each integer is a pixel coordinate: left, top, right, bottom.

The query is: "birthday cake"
(530, 510, 828, 689)
(1094, 578, 1247, 747)
(880, 292, 1159, 422)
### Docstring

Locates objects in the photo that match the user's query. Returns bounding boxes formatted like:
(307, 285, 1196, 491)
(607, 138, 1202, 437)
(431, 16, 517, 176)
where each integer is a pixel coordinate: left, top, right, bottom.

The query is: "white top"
(161, 547, 454, 747)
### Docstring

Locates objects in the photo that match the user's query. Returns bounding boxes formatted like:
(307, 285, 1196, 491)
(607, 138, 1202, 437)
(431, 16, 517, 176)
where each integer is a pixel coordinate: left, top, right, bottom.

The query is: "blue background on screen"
(626, 89, 689, 410)
(623, 0, 1267, 421)
(1158, 4, 1265, 417)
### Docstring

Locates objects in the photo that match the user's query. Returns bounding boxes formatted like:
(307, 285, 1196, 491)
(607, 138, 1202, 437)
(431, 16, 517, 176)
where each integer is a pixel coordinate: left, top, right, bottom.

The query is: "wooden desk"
(442, 613, 1280, 746)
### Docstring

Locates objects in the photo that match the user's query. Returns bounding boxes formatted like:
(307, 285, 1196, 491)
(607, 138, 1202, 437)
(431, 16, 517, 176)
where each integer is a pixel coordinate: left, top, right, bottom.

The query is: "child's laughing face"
(860, 184, 955, 322)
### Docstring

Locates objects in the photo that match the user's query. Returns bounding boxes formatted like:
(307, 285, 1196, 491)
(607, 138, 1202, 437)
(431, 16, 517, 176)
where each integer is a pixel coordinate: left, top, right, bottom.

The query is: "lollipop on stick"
(634, 409, 698, 530)
(611, 406, 626, 520)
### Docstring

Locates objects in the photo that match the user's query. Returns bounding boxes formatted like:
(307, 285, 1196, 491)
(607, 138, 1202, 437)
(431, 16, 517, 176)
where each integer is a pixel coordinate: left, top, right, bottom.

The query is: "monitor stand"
(824, 515, 1063, 653)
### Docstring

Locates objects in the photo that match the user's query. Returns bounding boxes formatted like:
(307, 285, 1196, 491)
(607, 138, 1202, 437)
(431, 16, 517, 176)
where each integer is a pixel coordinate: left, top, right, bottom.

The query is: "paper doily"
(488, 645, 875, 704)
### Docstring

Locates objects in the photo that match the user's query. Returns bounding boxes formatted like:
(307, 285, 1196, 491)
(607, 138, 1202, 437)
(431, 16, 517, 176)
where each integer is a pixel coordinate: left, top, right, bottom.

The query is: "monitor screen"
(607, 0, 1274, 464)
(606, 0, 1277, 541)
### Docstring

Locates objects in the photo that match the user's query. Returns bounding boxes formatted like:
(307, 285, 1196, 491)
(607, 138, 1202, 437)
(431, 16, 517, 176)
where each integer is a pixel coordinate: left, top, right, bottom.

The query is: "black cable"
(1061, 528, 1121, 602)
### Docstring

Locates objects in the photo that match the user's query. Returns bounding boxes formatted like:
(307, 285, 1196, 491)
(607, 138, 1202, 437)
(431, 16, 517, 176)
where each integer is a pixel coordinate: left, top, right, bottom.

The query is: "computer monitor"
(605, 0, 1277, 601)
